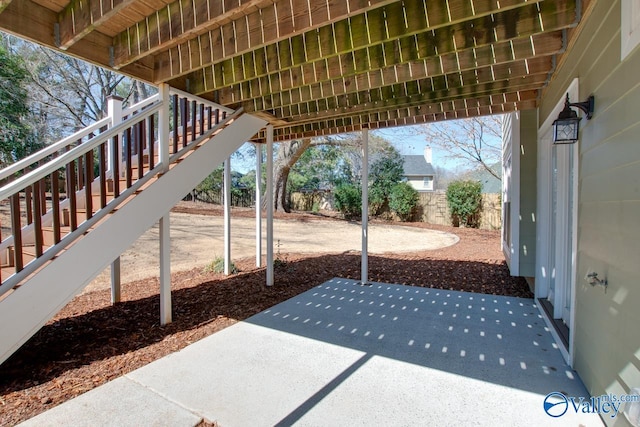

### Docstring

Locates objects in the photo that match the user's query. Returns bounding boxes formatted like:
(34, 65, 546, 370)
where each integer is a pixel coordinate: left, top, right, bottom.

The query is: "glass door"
(550, 143, 576, 327)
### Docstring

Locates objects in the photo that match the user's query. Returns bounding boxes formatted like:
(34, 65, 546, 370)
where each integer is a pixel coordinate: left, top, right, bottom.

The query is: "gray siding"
(539, 0, 640, 419)
(518, 110, 537, 278)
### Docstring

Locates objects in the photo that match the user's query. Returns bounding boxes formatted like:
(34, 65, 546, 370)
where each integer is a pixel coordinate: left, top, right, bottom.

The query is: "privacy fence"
(290, 191, 502, 230)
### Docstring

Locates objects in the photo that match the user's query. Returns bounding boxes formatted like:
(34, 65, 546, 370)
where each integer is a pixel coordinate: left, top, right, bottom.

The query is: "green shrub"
(446, 180, 483, 228)
(334, 183, 362, 219)
(389, 182, 419, 221)
(368, 150, 404, 217)
(204, 256, 238, 274)
(368, 183, 387, 216)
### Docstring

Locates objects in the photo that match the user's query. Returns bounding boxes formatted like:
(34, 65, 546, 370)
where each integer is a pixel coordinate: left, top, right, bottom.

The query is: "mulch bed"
(0, 204, 531, 426)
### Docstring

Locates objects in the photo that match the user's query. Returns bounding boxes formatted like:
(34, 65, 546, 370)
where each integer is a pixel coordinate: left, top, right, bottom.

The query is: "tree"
(273, 138, 313, 212)
(368, 146, 404, 215)
(269, 133, 396, 212)
(2, 34, 155, 146)
(0, 42, 39, 166)
(419, 116, 503, 179)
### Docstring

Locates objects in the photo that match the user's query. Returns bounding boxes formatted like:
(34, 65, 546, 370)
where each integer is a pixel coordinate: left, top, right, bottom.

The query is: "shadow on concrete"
(245, 278, 587, 425)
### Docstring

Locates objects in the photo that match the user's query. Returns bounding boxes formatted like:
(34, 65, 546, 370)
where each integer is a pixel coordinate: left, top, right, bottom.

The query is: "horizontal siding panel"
(574, 318, 627, 395)
(579, 201, 640, 239)
(579, 7, 621, 97)
(580, 160, 640, 203)
(581, 121, 640, 178)
(578, 223, 640, 273)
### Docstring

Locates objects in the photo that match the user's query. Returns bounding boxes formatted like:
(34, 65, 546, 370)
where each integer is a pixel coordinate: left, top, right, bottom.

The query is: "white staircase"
(0, 88, 266, 365)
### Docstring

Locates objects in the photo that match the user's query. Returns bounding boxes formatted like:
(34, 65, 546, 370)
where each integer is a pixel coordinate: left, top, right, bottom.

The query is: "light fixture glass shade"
(553, 116, 580, 143)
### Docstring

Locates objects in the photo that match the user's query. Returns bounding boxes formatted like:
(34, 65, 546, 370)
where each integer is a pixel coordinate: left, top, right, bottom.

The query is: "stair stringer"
(0, 113, 267, 365)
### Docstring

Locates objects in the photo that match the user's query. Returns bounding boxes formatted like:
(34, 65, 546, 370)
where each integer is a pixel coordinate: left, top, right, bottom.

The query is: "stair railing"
(0, 88, 237, 296)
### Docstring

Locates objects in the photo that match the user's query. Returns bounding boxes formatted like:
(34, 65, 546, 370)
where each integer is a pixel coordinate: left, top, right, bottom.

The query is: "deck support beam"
(255, 143, 262, 268)
(110, 258, 121, 304)
(107, 95, 123, 303)
(159, 214, 171, 325)
(361, 128, 369, 285)
(224, 156, 232, 275)
(266, 125, 274, 286)
(159, 83, 172, 325)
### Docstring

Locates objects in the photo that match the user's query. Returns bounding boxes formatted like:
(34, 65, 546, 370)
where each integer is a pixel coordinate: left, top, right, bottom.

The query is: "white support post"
(159, 214, 172, 325)
(255, 143, 262, 268)
(361, 128, 369, 285)
(224, 156, 232, 275)
(107, 95, 123, 302)
(158, 83, 171, 173)
(110, 258, 121, 304)
(266, 126, 274, 286)
(158, 84, 172, 325)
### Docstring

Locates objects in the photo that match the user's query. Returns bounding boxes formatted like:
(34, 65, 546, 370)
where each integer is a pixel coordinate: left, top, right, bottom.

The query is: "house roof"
(0, 0, 590, 142)
(402, 155, 435, 177)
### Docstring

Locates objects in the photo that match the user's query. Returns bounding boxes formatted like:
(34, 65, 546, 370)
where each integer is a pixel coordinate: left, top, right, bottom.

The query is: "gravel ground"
(0, 203, 530, 426)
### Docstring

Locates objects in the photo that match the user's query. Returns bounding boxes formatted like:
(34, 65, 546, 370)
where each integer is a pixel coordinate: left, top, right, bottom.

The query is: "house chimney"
(424, 146, 432, 164)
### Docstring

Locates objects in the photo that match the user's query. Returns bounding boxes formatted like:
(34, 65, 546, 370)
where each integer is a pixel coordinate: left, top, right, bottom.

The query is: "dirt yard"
(86, 201, 460, 293)
(0, 202, 531, 426)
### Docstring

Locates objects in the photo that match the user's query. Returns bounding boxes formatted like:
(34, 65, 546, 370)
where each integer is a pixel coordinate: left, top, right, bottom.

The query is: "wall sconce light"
(552, 93, 595, 144)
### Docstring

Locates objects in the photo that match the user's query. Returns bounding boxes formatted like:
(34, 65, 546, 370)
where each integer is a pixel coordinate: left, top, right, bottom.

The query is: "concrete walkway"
(21, 279, 604, 427)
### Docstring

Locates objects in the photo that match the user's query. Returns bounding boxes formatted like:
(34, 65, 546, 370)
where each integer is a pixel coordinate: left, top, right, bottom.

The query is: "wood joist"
(279, 88, 540, 130)
(152, 0, 560, 82)
(0, 0, 153, 81)
(240, 52, 554, 117)
(266, 68, 549, 126)
(0, 0, 583, 141)
(57, 0, 137, 49)
(269, 97, 538, 142)
(200, 30, 564, 104)
(274, 76, 546, 129)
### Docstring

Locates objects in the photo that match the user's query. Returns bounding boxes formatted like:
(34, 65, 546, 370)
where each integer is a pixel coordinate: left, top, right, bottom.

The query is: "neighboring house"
(402, 147, 436, 192)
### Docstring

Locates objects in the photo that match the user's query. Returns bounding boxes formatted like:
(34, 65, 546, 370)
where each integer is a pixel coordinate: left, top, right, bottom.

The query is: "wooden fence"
(290, 191, 502, 230)
(412, 192, 501, 230)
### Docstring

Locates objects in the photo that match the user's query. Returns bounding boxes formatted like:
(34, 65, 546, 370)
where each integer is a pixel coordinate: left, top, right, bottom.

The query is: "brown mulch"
(0, 204, 531, 426)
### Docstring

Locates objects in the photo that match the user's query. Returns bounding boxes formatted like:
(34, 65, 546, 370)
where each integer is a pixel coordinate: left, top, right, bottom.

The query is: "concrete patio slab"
(18, 376, 201, 427)
(20, 279, 605, 426)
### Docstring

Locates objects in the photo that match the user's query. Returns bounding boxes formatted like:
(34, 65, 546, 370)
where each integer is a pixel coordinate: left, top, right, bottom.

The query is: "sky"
(231, 124, 468, 174)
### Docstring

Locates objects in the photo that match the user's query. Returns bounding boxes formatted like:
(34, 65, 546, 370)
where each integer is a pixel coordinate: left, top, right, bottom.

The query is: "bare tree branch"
(418, 116, 503, 179)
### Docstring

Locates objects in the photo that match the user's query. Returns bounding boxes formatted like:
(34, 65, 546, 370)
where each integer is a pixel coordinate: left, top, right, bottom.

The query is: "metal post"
(361, 128, 369, 285)
(159, 214, 172, 325)
(255, 143, 262, 268)
(266, 126, 274, 286)
(158, 83, 171, 173)
(224, 156, 232, 275)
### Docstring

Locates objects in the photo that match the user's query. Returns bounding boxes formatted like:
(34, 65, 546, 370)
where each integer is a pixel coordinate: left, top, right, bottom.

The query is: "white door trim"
(536, 78, 580, 366)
